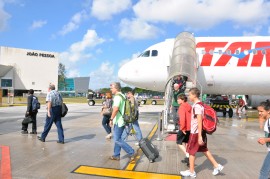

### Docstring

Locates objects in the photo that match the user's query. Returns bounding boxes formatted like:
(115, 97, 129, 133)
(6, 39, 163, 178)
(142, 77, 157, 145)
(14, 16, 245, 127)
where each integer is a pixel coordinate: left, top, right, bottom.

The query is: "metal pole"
(156, 112, 163, 141)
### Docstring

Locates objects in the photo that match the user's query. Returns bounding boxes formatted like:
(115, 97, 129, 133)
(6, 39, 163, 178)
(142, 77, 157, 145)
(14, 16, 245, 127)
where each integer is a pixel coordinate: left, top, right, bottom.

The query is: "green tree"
(121, 86, 133, 93)
(99, 88, 110, 94)
(58, 63, 66, 90)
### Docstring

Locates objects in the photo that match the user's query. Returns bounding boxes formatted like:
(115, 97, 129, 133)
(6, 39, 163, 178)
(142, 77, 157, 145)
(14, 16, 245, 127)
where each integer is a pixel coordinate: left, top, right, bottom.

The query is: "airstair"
(163, 32, 199, 132)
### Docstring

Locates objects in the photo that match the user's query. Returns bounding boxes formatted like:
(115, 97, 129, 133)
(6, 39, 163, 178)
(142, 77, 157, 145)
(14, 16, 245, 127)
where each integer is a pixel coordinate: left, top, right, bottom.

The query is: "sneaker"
(180, 170, 196, 178)
(37, 136, 45, 142)
(212, 164, 224, 176)
(30, 131, 37, 134)
(109, 156, 120, 161)
(130, 151, 138, 160)
(105, 133, 112, 139)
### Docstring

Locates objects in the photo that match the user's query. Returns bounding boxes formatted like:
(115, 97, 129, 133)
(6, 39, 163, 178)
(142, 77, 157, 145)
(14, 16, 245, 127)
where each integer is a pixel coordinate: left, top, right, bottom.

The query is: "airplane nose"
(118, 63, 129, 83)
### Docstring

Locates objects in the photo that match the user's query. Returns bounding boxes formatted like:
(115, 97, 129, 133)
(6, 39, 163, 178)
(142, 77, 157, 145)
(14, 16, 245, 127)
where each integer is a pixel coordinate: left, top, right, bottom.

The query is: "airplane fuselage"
(118, 36, 270, 95)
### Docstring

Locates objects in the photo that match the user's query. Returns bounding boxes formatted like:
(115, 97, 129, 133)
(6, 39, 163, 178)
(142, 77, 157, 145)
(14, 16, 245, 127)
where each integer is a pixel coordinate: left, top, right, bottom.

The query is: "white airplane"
(118, 33, 270, 107)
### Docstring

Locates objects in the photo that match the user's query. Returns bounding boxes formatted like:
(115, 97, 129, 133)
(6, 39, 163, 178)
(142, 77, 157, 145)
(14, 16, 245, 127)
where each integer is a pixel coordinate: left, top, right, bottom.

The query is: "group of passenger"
(101, 82, 142, 161)
(101, 89, 142, 143)
(175, 86, 270, 178)
(21, 83, 65, 144)
(20, 80, 270, 178)
(174, 87, 224, 178)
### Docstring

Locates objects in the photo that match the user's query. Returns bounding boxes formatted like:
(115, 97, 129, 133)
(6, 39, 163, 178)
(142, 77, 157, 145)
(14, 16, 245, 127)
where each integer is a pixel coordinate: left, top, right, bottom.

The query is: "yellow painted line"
(72, 122, 180, 179)
(125, 123, 158, 171)
(74, 166, 180, 179)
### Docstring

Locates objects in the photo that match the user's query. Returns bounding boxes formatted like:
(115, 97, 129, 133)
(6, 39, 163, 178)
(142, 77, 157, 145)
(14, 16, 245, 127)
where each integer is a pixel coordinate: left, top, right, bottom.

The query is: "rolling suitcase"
(139, 138, 159, 163)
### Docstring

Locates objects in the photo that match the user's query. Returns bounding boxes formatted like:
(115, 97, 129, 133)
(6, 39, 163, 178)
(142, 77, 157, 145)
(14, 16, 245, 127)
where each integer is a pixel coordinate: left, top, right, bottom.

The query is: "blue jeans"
(102, 115, 111, 134)
(122, 120, 143, 141)
(113, 124, 134, 157)
(41, 106, 64, 142)
(259, 151, 270, 179)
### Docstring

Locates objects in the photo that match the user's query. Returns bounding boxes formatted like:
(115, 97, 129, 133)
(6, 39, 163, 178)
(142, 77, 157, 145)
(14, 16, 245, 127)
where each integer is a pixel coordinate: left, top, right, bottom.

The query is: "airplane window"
(218, 50, 223, 54)
(252, 49, 257, 55)
(209, 50, 213, 55)
(235, 50, 240, 55)
(226, 50, 231, 55)
(262, 49, 266, 55)
(141, 50, 150, 57)
(202, 50, 206, 54)
(152, 50, 158, 57)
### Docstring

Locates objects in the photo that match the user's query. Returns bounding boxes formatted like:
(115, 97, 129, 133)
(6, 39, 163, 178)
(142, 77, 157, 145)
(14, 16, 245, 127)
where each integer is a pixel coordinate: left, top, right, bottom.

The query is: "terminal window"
(1, 79, 12, 87)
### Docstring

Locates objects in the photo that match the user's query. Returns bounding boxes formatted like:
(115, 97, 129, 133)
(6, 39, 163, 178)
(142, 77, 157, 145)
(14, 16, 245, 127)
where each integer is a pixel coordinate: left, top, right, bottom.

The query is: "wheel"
(140, 100, 146, 105)
(88, 100, 95, 106)
(229, 108, 233, 118)
(151, 100, 157, 105)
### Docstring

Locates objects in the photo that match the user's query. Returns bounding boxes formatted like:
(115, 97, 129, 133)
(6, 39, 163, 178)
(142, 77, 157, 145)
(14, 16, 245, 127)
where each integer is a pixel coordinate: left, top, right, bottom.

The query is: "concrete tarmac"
(0, 104, 267, 179)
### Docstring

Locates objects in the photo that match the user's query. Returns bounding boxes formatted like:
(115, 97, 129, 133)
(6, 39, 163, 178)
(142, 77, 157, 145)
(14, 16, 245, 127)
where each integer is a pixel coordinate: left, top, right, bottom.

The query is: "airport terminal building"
(0, 46, 59, 96)
(58, 77, 90, 97)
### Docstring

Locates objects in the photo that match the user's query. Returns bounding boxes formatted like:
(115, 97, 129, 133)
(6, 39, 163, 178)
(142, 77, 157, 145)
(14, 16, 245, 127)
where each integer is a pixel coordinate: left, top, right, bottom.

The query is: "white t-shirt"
(190, 103, 204, 134)
(264, 118, 270, 151)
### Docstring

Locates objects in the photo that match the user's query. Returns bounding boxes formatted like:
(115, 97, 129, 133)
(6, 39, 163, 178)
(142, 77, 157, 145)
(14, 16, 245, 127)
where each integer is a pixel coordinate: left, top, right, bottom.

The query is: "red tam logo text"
(196, 42, 270, 67)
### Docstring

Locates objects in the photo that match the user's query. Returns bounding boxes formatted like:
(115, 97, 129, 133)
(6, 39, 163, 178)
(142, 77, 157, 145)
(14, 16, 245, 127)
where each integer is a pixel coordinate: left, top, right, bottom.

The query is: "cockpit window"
(141, 50, 150, 57)
(152, 50, 158, 57)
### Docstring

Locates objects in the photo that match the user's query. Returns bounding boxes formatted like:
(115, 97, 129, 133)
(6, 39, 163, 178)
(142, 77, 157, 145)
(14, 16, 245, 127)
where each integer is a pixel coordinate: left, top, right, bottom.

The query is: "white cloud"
(29, 20, 47, 30)
(88, 52, 139, 90)
(133, 0, 270, 30)
(0, 0, 11, 31)
(119, 18, 161, 40)
(91, 0, 132, 20)
(89, 62, 118, 90)
(66, 69, 80, 78)
(60, 29, 105, 63)
(59, 10, 88, 36)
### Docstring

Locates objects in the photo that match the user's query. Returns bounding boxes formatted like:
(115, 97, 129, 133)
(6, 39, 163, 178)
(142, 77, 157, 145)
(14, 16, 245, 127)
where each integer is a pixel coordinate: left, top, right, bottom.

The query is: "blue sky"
(1, 0, 270, 90)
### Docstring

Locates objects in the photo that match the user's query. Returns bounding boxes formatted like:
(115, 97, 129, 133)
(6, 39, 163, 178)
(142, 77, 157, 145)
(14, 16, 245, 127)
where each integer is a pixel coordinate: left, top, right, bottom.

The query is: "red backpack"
(196, 102, 218, 134)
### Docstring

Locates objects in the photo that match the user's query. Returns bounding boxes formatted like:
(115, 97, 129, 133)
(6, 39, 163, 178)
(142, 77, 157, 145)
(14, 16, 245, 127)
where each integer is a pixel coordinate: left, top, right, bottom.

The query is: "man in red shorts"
(180, 87, 224, 178)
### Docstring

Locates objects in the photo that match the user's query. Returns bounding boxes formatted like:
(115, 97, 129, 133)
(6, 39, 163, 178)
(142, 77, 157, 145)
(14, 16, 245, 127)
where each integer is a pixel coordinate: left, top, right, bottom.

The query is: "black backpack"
(32, 96, 40, 112)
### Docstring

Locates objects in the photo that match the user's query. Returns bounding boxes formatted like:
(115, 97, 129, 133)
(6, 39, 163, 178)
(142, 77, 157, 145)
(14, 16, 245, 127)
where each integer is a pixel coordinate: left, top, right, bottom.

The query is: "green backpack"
(117, 94, 138, 123)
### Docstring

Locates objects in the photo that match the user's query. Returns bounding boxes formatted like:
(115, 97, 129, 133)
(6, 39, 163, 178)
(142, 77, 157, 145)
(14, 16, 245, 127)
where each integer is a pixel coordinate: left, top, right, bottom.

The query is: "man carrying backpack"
(109, 82, 136, 161)
(38, 84, 64, 144)
(180, 87, 224, 178)
(21, 89, 39, 134)
(121, 90, 143, 145)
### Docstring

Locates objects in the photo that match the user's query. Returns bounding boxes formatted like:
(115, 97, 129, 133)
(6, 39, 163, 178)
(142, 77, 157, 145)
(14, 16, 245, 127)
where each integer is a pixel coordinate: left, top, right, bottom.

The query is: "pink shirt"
(191, 103, 204, 134)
